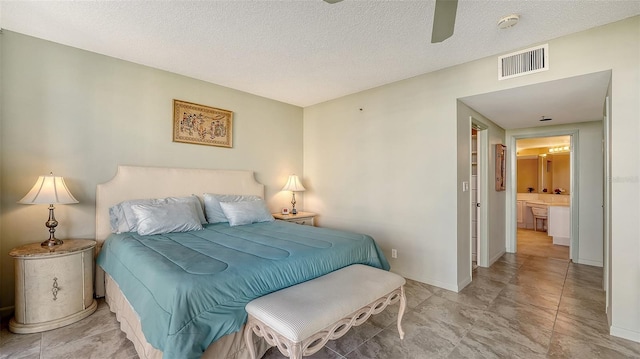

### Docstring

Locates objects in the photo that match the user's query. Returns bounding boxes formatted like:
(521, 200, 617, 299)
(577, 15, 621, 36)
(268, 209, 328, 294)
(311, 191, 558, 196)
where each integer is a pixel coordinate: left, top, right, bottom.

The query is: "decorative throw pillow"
(219, 199, 274, 226)
(203, 193, 261, 224)
(131, 202, 203, 236)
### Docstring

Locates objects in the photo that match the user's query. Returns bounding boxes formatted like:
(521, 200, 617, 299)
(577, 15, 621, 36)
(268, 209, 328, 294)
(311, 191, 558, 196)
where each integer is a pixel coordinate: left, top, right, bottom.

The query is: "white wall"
(304, 17, 639, 341)
(0, 31, 303, 311)
(304, 76, 460, 291)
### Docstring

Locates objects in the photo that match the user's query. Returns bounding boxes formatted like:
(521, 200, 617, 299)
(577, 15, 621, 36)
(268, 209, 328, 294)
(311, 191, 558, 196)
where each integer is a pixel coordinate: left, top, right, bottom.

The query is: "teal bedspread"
(96, 221, 389, 359)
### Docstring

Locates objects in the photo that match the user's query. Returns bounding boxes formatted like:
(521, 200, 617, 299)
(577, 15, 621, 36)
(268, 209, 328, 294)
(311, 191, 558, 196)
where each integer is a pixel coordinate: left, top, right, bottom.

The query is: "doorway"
(509, 130, 580, 262)
(515, 135, 572, 260)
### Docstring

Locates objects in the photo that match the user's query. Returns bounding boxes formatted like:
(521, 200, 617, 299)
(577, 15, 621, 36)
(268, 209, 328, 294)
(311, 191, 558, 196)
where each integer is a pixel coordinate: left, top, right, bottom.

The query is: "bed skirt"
(104, 273, 271, 359)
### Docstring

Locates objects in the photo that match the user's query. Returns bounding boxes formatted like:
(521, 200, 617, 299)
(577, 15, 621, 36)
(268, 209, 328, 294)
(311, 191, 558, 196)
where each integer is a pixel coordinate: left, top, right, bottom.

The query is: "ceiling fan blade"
(431, 0, 458, 43)
(324, 0, 343, 3)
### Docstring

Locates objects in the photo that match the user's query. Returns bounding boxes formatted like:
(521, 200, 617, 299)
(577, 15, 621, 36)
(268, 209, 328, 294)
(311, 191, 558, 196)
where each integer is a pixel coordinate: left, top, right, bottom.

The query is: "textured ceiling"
(1, 0, 638, 109)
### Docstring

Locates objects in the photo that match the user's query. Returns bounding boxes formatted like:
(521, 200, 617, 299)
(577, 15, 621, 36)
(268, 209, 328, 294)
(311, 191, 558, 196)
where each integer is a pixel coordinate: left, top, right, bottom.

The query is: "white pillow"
(109, 198, 163, 233)
(131, 202, 203, 236)
(109, 195, 206, 233)
(203, 193, 261, 224)
(219, 199, 274, 226)
(165, 195, 207, 224)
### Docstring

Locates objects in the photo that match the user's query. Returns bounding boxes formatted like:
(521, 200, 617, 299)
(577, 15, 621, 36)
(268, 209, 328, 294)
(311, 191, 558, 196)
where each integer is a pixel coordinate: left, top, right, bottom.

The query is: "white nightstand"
(272, 212, 317, 226)
(9, 239, 97, 334)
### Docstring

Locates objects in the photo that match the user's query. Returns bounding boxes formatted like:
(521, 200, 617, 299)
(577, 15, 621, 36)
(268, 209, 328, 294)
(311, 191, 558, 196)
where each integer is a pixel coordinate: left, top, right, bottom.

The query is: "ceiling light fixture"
(497, 14, 520, 29)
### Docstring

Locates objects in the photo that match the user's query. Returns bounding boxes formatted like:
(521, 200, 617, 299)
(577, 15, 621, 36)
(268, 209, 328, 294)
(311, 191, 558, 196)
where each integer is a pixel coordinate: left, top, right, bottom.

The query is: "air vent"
(498, 44, 548, 80)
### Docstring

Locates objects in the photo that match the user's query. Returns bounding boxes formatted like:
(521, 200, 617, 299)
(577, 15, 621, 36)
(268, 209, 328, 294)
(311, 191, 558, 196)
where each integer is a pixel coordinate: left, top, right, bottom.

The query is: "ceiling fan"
(323, 0, 459, 43)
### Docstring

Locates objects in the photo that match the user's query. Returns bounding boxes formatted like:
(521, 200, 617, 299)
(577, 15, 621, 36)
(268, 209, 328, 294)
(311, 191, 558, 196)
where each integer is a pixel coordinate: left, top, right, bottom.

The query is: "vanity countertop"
(517, 193, 570, 207)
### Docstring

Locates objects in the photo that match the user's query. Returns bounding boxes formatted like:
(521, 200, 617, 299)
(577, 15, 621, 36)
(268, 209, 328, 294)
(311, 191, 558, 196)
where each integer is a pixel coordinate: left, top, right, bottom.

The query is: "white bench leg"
(397, 285, 406, 340)
(289, 343, 303, 359)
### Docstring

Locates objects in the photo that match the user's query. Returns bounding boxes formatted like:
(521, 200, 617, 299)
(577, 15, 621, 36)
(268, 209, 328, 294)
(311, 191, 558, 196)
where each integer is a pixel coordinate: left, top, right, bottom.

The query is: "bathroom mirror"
(516, 136, 571, 194)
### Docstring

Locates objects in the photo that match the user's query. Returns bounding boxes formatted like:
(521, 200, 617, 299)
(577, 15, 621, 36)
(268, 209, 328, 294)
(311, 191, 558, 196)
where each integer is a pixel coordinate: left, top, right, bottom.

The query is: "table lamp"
(18, 173, 79, 247)
(281, 175, 305, 215)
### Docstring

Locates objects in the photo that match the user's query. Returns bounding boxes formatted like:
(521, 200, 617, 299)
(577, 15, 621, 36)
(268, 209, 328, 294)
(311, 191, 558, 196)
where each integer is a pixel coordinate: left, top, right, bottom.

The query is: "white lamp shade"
(18, 175, 79, 205)
(281, 175, 306, 192)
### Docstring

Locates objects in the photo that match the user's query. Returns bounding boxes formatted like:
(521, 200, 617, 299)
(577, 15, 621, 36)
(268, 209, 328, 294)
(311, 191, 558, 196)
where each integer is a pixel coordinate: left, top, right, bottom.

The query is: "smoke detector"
(497, 14, 520, 29)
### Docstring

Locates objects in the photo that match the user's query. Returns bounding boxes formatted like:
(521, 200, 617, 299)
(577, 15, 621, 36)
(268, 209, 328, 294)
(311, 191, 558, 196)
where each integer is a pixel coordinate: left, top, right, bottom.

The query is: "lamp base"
(41, 238, 64, 247)
(291, 208, 298, 215)
(41, 204, 63, 247)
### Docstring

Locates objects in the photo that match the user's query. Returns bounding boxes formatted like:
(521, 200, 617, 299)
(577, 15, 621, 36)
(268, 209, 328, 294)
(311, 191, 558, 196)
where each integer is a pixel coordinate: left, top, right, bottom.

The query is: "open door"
(472, 128, 479, 267)
(472, 119, 489, 268)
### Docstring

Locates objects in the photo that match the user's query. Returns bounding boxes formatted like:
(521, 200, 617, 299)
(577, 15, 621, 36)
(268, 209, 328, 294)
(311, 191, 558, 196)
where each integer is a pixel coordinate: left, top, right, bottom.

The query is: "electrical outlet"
(391, 249, 397, 258)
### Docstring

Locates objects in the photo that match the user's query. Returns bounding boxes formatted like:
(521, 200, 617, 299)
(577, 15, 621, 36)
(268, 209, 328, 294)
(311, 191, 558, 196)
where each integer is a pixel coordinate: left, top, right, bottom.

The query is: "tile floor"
(2, 229, 639, 358)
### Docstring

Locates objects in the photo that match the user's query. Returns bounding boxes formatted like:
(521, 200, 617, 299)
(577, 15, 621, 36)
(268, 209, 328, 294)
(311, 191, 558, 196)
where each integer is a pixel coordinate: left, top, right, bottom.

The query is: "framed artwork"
(173, 99, 233, 148)
(495, 144, 506, 191)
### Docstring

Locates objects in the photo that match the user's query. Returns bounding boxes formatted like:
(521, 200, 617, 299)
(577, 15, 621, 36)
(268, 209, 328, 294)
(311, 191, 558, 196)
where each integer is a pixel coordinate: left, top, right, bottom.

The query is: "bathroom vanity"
(548, 205, 571, 246)
(516, 194, 570, 247)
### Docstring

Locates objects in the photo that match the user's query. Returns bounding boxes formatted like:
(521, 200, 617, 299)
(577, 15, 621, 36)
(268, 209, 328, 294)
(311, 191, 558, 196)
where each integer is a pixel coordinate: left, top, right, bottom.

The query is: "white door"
(471, 131, 478, 263)
(472, 120, 489, 268)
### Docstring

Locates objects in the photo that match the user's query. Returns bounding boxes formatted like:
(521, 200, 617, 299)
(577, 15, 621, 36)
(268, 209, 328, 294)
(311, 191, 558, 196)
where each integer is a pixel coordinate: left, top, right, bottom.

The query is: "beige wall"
(517, 158, 538, 193)
(0, 31, 303, 312)
(305, 16, 639, 341)
(552, 153, 571, 192)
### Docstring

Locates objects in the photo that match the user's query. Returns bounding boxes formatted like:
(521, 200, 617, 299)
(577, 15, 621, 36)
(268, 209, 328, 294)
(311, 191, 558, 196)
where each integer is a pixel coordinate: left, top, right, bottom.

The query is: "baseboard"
(457, 276, 472, 292)
(552, 236, 570, 246)
(610, 325, 640, 343)
(489, 250, 506, 266)
(405, 275, 459, 293)
(576, 258, 603, 267)
(0, 306, 15, 320)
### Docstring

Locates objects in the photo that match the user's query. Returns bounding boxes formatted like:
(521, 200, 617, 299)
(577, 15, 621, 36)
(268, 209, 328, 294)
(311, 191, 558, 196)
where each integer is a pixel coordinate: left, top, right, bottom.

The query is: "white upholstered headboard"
(95, 165, 265, 243)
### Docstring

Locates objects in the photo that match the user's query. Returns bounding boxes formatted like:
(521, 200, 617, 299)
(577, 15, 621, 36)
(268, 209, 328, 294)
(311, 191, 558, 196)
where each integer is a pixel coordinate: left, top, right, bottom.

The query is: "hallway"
(517, 228, 569, 260)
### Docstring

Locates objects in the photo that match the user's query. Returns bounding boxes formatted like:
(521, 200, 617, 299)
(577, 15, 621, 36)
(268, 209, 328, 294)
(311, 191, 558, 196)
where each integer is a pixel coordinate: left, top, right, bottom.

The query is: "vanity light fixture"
(549, 146, 570, 153)
(281, 174, 306, 215)
(18, 173, 79, 247)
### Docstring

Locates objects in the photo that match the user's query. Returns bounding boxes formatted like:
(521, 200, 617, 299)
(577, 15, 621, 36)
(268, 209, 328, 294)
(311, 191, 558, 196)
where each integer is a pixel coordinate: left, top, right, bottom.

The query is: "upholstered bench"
(244, 264, 406, 359)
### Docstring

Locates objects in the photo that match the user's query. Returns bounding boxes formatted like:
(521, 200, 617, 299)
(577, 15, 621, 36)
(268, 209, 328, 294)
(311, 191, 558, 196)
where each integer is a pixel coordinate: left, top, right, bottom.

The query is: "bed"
(94, 166, 390, 359)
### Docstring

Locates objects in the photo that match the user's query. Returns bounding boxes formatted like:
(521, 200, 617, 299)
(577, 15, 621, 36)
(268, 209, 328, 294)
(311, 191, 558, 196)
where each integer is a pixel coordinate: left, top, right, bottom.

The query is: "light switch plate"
(463, 181, 469, 192)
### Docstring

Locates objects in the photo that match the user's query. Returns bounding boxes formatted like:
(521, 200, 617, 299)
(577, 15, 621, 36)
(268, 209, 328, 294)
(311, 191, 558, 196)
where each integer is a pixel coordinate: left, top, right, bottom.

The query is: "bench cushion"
(245, 264, 405, 342)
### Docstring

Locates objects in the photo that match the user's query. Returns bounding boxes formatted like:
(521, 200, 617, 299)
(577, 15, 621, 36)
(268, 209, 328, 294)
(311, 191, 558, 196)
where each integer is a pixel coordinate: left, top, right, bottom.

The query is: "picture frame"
(281, 208, 290, 215)
(495, 144, 507, 191)
(173, 99, 233, 148)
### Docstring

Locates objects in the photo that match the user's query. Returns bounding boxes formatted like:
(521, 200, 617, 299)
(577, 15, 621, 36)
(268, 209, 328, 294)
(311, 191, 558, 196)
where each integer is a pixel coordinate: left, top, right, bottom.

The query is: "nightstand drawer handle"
(52, 277, 59, 301)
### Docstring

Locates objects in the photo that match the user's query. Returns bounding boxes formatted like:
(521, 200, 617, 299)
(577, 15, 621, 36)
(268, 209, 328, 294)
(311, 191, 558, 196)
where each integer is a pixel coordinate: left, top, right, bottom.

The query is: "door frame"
(506, 130, 579, 260)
